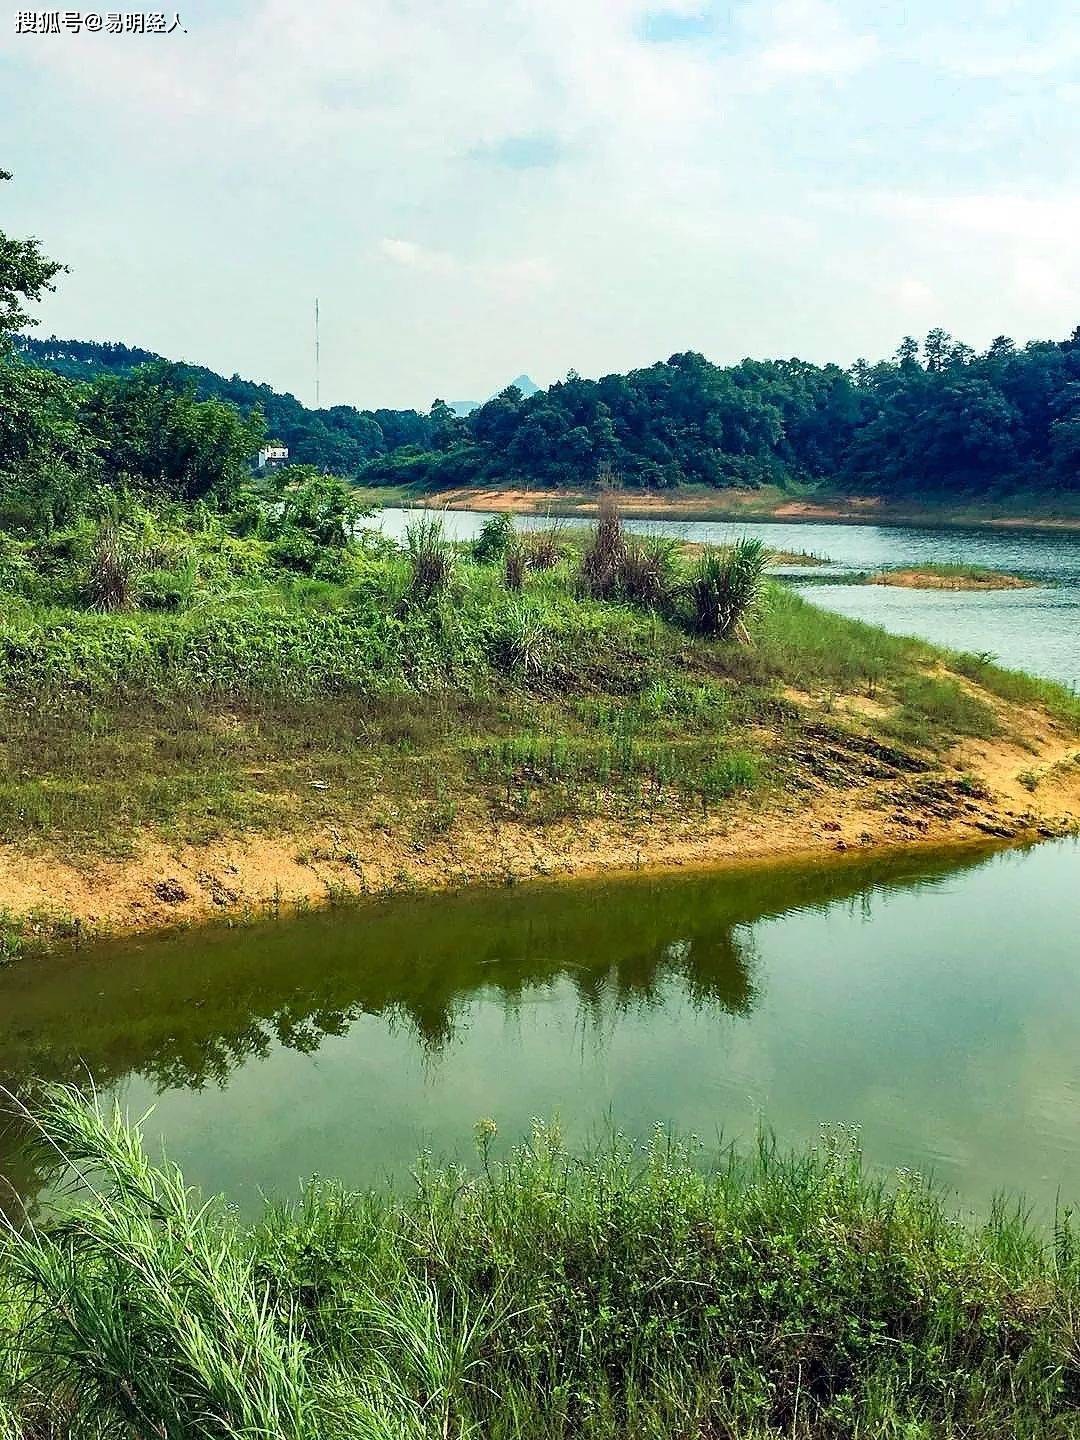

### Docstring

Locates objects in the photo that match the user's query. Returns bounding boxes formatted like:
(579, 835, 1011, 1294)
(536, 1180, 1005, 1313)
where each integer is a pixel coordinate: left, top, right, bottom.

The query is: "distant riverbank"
(354, 482, 1080, 533)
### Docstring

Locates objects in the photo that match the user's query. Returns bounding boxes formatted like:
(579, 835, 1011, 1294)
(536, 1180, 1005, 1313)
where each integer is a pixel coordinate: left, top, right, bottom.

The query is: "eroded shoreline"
(4, 717, 1077, 952)
(382, 484, 1080, 533)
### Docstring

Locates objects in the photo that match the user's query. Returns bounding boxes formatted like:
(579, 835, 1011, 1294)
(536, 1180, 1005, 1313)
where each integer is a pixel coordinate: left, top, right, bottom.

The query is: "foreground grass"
(2, 1087, 1080, 1438)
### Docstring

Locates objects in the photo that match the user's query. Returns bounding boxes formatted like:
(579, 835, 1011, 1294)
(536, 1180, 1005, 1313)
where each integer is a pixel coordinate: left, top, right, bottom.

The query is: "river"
(2, 513, 1078, 1219)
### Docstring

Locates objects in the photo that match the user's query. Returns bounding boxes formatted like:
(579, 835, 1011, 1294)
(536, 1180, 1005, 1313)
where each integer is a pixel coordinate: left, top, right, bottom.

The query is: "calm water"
(2, 841, 1079, 1218)
(372, 508, 1080, 688)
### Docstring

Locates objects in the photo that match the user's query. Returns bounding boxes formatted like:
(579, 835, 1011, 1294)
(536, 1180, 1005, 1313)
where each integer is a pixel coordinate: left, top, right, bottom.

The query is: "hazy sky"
(2, 0, 1078, 410)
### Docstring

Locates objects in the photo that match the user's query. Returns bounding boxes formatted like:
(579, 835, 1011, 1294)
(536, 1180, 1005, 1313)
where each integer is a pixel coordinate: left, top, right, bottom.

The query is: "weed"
(503, 541, 527, 592)
(579, 492, 627, 599)
(405, 515, 454, 603)
(616, 534, 678, 610)
(85, 516, 141, 612)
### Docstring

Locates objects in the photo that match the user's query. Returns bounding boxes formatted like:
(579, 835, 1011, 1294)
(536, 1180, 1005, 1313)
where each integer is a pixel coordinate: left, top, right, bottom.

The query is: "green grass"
(888, 676, 1001, 748)
(1, 512, 1077, 860)
(3, 1086, 1080, 1438)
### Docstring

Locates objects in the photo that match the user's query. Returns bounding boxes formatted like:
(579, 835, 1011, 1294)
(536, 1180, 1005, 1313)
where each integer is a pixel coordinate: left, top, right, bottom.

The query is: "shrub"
(579, 492, 626, 599)
(405, 516, 454, 603)
(682, 537, 769, 640)
(471, 512, 516, 564)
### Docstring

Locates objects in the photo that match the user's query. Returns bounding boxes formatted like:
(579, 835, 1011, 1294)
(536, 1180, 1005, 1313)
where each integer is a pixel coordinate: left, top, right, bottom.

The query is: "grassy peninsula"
(2, 1086, 1080, 1438)
(1, 491, 1079, 951)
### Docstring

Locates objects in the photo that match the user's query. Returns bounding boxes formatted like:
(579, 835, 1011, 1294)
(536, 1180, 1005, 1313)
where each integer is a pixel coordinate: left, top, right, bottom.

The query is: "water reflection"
(0, 848, 994, 1213)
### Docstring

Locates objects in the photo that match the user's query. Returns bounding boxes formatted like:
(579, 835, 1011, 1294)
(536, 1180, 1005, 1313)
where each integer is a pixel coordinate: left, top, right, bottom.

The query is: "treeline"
(19, 327, 1080, 500)
(368, 332, 1080, 497)
(14, 334, 433, 477)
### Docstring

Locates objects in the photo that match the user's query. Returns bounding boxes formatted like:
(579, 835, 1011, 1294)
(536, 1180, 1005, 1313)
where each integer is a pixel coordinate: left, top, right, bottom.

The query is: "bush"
(471, 512, 516, 564)
(682, 537, 768, 639)
(405, 516, 454, 604)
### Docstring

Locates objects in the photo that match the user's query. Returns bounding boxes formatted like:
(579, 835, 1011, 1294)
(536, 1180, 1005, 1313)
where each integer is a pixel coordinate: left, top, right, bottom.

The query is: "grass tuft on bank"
(2, 1085, 1080, 1438)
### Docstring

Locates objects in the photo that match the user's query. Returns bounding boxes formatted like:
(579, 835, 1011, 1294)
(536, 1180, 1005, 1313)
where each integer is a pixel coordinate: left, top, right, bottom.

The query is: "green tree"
(81, 364, 265, 502)
(0, 170, 66, 337)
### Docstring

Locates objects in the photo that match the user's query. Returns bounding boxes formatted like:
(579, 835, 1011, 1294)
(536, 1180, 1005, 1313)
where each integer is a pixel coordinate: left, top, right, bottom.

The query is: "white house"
(256, 443, 289, 470)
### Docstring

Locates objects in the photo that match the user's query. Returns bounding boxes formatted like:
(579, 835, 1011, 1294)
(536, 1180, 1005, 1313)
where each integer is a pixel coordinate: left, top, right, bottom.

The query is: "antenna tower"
(314, 297, 321, 408)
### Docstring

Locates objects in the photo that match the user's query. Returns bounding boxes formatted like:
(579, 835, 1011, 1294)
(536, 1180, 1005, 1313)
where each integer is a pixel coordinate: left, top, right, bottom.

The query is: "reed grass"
(683, 537, 770, 639)
(2, 1086, 1079, 1438)
(405, 515, 454, 603)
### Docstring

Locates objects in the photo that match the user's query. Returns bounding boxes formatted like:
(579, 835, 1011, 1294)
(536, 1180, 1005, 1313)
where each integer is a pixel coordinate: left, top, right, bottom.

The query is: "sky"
(2, 0, 1078, 411)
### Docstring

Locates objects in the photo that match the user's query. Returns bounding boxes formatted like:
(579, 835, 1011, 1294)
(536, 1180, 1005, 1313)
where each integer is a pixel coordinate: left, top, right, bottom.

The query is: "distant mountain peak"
(507, 373, 539, 396)
(447, 374, 541, 416)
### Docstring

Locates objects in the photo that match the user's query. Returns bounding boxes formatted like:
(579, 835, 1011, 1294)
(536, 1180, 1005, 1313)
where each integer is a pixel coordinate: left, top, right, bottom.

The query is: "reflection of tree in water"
(135, 912, 758, 1092)
(570, 925, 757, 1019)
(0, 843, 998, 1213)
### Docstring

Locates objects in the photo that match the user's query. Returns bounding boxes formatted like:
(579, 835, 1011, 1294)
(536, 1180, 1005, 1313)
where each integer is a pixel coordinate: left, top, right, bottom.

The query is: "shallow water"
(371, 507, 1080, 688)
(2, 840, 1079, 1218)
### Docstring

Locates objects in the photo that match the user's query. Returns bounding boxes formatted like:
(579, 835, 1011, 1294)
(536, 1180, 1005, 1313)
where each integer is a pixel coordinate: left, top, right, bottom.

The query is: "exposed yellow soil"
(412, 487, 1080, 532)
(3, 721, 1077, 944)
(867, 569, 1036, 591)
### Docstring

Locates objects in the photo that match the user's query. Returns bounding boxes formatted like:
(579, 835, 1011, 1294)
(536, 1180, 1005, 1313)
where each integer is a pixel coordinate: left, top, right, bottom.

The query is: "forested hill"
(13, 335, 434, 475)
(16, 328, 1080, 499)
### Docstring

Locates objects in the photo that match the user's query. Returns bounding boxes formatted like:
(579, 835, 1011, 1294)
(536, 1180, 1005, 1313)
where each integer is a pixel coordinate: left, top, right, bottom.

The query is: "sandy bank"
(3, 722, 1077, 949)
(405, 486, 1080, 533)
(867, 568, 1037, 591)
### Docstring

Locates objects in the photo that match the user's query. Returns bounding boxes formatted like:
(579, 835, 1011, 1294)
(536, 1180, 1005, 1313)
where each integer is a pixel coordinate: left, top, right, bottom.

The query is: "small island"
(866, 564, 1038, 590)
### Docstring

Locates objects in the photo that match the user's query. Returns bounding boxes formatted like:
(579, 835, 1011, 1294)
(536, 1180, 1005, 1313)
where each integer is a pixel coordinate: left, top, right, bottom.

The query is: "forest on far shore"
(14, 323, 1080, 502)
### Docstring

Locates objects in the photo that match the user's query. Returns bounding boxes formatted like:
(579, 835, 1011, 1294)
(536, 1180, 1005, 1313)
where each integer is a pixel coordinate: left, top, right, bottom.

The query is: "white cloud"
(891, 276, 936, 309)
(872, 191, 1080, 245)
(380, 239, 457, 276)
(750, 0, 881, 78)
(380, 239, 554, 300)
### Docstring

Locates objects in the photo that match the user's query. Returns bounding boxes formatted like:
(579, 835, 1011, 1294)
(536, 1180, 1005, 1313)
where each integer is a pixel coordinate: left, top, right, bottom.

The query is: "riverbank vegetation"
(2, 1085, 1080, 1438)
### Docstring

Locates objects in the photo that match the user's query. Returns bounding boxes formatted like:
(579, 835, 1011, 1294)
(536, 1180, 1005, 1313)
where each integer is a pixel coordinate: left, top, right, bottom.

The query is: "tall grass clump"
(522, 525, 564, 572)
(405, 515, 454, 604)
(84, 516, 142, 613)
(617, 534, 678, 610)
(579, 492, 627, 599)
(683, 536, 769, 640)
(3, 1087, 1080, 1439)
(503, 540, 527, 592)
